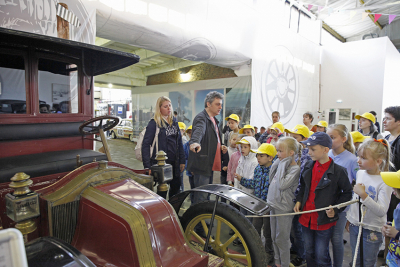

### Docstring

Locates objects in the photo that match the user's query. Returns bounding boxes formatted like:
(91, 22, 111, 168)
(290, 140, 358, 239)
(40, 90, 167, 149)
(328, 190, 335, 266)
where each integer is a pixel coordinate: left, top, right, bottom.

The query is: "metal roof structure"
(304, 0, 400, 41)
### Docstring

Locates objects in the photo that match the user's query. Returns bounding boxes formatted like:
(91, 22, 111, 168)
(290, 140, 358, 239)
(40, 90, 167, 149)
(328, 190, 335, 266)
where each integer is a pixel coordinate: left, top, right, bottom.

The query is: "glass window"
(0, 54, 26, 114)
(38, 58, 79, 114)
(125, 121, 132, 127)
(120, 120, 126, 127)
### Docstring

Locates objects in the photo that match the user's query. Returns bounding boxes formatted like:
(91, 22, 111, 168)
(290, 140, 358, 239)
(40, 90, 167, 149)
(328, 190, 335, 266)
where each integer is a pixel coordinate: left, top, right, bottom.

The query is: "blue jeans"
(302, 225, 333, 266)
(192, 172, 213, 204)
(349, 224, 382, 267)
(330, 211, 347, 267)
(291, 215, 305, 259)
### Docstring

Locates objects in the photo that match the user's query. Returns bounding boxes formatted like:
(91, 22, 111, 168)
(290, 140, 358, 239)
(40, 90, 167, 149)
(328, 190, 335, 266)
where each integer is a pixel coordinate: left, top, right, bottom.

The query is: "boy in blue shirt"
(236, 143, 276, 266)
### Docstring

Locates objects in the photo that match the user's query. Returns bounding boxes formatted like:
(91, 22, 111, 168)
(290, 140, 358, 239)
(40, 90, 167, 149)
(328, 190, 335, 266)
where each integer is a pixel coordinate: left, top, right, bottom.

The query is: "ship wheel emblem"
(261, 46, 299, 125)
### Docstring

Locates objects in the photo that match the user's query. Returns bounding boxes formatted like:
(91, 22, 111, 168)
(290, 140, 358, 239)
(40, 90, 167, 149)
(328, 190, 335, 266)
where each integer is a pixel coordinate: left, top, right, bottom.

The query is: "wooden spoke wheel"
(180, 201, 267, 267)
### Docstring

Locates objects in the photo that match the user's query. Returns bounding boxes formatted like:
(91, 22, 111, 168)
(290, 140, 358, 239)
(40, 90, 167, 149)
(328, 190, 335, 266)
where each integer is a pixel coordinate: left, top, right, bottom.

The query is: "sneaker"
(290, 257, 305, 266)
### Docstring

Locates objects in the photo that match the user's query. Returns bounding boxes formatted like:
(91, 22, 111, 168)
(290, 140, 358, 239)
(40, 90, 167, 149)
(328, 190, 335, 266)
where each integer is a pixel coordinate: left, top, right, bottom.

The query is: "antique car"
(0, 28, 269, 267)
(110, 118, 135, 141)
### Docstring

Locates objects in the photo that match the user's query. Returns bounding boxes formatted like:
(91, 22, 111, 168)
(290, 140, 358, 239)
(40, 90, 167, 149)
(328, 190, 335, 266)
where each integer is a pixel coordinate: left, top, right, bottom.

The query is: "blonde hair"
(230, 132, 239, 140)
(154, 96, 173, 128)
(358, 139, 391, 172)
(277, 136, 302, 166)
(328, 124, 355, 154)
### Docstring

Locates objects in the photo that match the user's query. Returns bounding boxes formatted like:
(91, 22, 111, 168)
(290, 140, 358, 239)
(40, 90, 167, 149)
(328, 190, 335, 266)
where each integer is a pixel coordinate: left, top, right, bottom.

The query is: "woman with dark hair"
(356, 112, 383, 139)
(142, 96, 185, 198)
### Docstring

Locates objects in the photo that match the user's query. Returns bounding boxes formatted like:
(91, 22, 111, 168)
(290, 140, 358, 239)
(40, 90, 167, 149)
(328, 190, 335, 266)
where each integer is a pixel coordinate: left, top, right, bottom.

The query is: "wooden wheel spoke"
(222, 234, 237, 249)
(189, 230, 206, 245)
(226, 252, 248, 260)
(215, 219, 222, 244)
(200, 220, 208, 236)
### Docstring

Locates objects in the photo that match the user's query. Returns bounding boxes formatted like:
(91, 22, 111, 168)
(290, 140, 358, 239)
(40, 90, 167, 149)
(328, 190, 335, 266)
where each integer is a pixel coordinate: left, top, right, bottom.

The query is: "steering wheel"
(79, 115, 120, 135)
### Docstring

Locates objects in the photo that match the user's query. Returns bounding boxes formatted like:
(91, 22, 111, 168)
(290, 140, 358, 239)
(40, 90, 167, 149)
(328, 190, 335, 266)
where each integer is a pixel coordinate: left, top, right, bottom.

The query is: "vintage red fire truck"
(0, 28, 269, 267)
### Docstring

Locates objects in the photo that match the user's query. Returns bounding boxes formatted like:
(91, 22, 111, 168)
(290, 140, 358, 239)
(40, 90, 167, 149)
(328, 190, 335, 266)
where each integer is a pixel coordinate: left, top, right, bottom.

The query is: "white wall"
(321, 37, 388, 124)
(381, 38, 400, 135)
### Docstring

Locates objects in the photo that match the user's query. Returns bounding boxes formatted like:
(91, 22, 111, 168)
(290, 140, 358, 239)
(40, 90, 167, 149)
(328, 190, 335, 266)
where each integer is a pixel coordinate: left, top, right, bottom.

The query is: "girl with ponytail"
(346, 138, 392, 266)
(326, 124, 359, 267)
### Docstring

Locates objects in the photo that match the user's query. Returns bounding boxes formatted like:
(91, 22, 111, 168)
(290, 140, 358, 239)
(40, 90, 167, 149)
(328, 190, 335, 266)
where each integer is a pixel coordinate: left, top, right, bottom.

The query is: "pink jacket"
(227, 151, 241, 182)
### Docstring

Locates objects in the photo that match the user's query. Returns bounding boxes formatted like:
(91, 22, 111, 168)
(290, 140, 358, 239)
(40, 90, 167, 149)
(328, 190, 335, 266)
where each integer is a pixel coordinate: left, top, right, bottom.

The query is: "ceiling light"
(180, 73, 191, 82)
(108, 83, 113, 88)
(336, 99, 342, 103)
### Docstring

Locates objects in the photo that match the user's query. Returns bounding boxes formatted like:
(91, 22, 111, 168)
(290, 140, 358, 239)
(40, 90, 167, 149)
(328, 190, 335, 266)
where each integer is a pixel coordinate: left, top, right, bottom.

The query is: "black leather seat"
(0, 149, 107, 183)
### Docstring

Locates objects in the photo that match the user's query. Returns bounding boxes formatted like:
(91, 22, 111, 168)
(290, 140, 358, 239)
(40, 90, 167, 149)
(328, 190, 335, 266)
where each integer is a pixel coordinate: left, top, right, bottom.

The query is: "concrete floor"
(97, 137, 386, 267)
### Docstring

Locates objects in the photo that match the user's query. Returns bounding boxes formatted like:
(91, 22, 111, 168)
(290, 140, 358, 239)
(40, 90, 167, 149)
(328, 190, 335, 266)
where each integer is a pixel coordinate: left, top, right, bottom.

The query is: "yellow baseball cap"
(225, 114, 240, 122)
(270, 122, 284, 133)
(381, 170, 400, 189)
(285, 125, 311, 138)
(350, 131, 370, 143)
(178, 122, 186, 130)
(355, 112, 376, 123)
(185, 125, 192, 133)
(236, 138, 250, 145)
(314, 120, 328, 128)
(239, 125, 255, 134)
(251, 143, 277, 158)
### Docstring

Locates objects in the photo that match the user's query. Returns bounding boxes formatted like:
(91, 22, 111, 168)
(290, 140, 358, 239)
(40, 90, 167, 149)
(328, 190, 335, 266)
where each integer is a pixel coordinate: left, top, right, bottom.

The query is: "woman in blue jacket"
(142, 96, 185, 198)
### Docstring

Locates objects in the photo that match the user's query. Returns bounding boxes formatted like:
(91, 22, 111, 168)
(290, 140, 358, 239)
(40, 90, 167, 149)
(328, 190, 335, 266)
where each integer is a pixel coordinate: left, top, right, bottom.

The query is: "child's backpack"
(134, 127, 160, 162)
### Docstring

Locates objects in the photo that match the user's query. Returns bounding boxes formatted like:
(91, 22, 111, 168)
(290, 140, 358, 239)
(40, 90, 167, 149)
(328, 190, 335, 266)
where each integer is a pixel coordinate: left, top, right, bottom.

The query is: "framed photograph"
(52, 84, 70, 102)
(339, 108, 351, 120)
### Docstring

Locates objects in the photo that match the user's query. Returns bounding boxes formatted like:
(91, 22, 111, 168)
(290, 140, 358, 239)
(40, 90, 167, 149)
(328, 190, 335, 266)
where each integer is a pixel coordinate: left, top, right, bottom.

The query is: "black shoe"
(343, 239, 347, 244)
(290, 257, 305, 266)
(229, 229, 234, 235)
(233, 237, 242, 246)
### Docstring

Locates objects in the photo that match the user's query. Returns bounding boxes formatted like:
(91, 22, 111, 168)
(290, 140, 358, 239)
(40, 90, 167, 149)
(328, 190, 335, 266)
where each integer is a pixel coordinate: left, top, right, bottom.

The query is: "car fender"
(168, 184, 271, 216)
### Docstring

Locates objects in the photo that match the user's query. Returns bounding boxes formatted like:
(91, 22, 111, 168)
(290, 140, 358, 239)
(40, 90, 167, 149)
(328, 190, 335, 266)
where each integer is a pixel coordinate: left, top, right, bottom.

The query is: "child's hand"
(234, 173, 242, 181)
(222, 166, 228, 171)
(353, 183, 368, 200)
(326, 205, 335, 218)
(221, 145, 228, 154)
(345, 220, 350, 232)
(382, 224, 399, 238)
(294, 202, 301, 213)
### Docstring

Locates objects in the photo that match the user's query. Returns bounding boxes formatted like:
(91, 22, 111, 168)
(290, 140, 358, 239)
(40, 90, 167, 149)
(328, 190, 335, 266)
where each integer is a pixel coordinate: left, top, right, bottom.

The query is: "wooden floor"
(97, 137, 386, 267)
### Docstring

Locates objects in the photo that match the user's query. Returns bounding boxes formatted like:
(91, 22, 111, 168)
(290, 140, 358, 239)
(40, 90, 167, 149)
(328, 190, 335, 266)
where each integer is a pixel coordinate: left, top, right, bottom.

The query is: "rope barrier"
(245, 199, 359, 218)
(244, 199, 370, 267)
(352, 203, 367, 267)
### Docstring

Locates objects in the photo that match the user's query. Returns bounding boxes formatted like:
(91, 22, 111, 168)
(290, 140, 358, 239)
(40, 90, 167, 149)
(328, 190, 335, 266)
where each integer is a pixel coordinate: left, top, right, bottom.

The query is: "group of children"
(178, 110, 400, 267)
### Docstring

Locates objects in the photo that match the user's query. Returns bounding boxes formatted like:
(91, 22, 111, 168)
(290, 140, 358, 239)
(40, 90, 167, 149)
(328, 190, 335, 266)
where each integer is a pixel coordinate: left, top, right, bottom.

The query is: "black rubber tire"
(111, 131, 117, 139)
(180, 201, 267, 267)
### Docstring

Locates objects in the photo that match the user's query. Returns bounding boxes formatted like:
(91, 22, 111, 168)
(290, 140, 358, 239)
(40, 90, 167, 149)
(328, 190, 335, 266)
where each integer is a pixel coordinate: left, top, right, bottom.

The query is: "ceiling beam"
(95, 37, 115, 47)
(322, 22, 346, 43)
(95, 74, 146, 87)
(143, 59, 202, 76)
(359, 0, 383, 30)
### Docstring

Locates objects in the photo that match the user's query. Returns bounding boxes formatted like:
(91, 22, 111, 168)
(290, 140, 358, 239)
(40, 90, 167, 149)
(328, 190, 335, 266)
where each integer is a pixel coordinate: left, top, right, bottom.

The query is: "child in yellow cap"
(239, 124, 255, 137)
(381, 170, 400, 266)
(356, 112, 383, 139)
(350, 131, 370, 154)
(225, 114, 240, 146)
(178, 122, 188, 144)
(314, 120, 328, 133)
(265, 122, 284, 146)
(235, 143, 277, 266)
